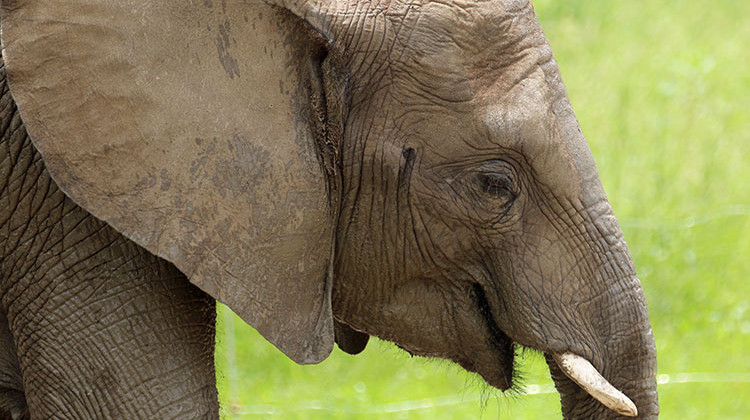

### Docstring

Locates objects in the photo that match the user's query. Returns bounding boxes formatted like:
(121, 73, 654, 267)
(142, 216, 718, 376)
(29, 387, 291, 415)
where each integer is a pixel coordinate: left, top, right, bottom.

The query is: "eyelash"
(478, 173, 516, 205)
(483, 173, 509, 190)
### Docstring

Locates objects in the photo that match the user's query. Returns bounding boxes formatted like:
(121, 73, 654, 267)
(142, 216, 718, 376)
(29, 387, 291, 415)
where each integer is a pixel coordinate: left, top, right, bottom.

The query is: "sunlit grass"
(216, 1, 749, 418)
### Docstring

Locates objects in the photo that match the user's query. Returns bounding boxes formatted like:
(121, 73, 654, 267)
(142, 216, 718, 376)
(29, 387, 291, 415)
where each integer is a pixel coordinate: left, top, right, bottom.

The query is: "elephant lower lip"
(471, 283, 515, 390)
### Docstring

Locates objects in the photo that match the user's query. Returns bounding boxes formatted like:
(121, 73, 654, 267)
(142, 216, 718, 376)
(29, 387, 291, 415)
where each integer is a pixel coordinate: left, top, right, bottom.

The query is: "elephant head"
(0, 0, 657, 417)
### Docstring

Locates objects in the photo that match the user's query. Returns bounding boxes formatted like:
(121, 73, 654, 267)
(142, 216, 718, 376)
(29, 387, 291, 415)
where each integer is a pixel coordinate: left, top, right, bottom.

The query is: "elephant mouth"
(470, 283, 515, 390)
(469, 284, 640, 416)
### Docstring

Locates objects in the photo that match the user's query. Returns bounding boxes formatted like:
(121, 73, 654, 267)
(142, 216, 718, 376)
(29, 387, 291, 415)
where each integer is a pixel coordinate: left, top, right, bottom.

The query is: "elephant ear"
(0, 0, 344, 363)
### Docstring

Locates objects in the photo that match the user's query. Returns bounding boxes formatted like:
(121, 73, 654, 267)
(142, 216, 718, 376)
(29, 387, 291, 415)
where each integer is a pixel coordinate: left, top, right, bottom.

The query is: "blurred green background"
(216, 0, 749, 418)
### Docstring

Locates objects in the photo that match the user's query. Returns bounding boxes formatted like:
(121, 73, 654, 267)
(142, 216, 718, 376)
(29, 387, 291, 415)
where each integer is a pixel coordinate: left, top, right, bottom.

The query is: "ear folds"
(1, 0, 344, 363)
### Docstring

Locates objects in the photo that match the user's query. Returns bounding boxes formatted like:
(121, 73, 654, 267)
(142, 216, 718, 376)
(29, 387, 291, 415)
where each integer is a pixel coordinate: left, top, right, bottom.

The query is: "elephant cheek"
(356, 280, 517, 390)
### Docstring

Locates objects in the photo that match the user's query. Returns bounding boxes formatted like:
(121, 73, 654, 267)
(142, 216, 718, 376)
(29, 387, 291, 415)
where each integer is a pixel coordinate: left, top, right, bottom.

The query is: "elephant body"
(0, 59, 218, 418)
(0, 0, 658, 418)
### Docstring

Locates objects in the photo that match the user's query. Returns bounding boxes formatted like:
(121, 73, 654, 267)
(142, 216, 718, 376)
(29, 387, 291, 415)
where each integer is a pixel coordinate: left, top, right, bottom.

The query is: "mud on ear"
(0, 0, 347, 363)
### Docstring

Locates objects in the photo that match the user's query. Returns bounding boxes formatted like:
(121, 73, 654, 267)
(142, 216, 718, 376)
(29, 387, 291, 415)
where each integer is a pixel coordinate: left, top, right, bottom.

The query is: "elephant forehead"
(478, 68, 585, 198)
(400, 64, 585, 199)
(404, 0, 538, 51)
(388, 0, 546, 102)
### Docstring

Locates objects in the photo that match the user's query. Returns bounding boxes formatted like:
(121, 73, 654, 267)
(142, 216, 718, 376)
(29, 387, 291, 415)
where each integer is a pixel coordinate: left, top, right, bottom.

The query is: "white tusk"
(553, 352, 638, 417)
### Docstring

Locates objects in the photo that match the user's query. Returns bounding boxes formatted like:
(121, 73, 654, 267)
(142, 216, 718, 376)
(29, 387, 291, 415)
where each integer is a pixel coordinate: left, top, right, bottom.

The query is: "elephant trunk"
(546, 274, 658, 419)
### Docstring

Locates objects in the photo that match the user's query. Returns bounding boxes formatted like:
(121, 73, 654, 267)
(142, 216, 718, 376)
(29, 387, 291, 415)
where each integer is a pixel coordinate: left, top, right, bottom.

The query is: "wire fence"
(225, 372, 750, 415)
(619, 204, 748, 230)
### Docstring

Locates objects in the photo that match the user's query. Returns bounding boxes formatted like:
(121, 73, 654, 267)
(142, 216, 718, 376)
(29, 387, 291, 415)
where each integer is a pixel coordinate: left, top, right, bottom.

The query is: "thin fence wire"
(620, 204, 748, 229)
(224, 372, 750, 415)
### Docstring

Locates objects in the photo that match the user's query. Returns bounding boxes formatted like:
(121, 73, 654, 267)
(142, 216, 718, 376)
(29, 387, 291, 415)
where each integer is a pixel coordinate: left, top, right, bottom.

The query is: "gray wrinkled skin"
(0, 60, 218, 419)
(0, 0, 657, 418)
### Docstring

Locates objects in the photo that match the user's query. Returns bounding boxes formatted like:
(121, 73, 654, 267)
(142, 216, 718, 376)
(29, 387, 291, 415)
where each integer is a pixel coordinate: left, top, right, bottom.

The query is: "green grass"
(216, 1, 749, 418)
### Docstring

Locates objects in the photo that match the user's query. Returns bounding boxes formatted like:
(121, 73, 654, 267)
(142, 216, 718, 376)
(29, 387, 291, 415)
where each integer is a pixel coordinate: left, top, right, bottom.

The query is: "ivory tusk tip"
(617, 400, 638, 417)
(553, 351, 639, 417)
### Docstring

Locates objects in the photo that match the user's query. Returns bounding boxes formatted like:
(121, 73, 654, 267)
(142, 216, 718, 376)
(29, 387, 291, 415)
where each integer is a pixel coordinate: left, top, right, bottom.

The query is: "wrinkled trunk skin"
(546, 288, 659, 419)
(538, 46, 659, 418)
(489, 190, 659, 418)
(537, 208, 659, 418)
(543, 225, 659, 418)
(525, 231, 658, 418)
(547, 314, 658, 419)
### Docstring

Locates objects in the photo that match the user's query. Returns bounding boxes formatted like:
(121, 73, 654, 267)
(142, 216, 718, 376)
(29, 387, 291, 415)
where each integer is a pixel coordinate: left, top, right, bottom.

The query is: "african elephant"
(0, 0, 658, 418)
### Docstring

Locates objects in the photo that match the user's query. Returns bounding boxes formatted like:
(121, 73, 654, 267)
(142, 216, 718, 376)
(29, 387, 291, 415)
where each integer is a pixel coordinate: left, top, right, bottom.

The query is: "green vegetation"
(216, 0, 749, 417)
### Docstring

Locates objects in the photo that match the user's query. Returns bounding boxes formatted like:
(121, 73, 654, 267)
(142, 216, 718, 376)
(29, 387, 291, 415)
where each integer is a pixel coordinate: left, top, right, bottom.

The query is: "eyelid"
(476, 160, 516, 176)
(478, 167, 518, 194)
(483, 173, 512, 189)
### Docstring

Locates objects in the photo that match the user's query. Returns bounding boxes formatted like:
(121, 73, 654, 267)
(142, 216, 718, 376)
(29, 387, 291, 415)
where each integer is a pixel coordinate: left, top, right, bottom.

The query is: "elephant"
(0, 0, 658, 418)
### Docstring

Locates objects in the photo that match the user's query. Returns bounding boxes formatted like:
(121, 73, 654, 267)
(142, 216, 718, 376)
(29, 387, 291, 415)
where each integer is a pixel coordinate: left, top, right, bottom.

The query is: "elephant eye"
(477, 172, 516, 206)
